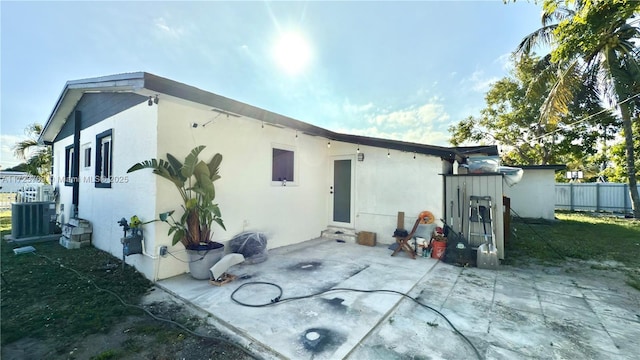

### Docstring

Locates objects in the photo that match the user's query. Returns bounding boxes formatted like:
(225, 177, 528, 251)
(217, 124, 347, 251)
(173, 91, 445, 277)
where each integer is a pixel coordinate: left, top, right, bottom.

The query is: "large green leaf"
(128, 158, 185, 192)
(193, 161, 215, 198)
(207, 153, 223, 181)
(172, 228, 185, 246)
(166, 153, 186, 182)
(181, 145, 206, 179)
(213, 217, 226, 231)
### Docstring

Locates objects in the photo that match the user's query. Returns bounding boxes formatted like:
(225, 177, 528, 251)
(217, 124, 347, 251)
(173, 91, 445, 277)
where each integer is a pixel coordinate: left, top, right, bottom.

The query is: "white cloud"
(462, 69, 499, 93)
(342, 99, 374, 114)
(369, 100, 449, 128)
(495, 52, 514, 72)
(154, 17, 184, 39)
(0, 134, 26, 169)
(333, 98, 452, 147)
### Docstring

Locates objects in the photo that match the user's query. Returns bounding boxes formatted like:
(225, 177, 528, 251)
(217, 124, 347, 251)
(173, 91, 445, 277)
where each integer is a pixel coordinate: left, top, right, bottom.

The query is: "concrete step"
(321, 227, 357, 243)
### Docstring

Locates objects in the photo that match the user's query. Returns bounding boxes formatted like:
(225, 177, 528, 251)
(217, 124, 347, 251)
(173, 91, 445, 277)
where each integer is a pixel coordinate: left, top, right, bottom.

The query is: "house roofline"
(453, 145, 499, 156)
(516, 164, 567, 171)
(40, 72, 464, 161)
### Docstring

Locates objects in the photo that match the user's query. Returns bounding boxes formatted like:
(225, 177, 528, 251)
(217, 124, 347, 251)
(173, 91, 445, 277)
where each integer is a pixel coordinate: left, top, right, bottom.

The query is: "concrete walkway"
(158, 237, 640, 359)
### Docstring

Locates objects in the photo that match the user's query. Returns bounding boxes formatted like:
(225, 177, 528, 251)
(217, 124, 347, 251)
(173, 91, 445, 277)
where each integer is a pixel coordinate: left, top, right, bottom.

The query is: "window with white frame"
(95, 129, 112, 188)
(64, 145, 75, 186)
(82, 144, 91, 169)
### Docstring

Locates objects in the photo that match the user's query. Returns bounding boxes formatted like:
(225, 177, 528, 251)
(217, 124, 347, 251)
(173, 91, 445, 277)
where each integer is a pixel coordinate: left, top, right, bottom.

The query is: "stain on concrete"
(300, 327, 346, 354)
(287, 261, 322, 271)
(322, 297, 347, 312)
(348, 265, 369, 278)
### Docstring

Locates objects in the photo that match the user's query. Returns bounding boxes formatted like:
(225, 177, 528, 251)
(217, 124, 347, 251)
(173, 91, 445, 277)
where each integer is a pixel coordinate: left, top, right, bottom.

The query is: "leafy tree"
(515, 0, 640, 218)
(12, 123, 52, 184)
(448, 53, 616, 166)
(602, 120, 640, 183)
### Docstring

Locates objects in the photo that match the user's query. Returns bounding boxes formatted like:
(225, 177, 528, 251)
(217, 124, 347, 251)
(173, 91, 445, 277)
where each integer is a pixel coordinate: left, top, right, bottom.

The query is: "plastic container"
(431, 240, 447, 260)
(467, 156, 500, 173)
(187, 243, 225, 280)
(229, 232, 268, 264)
(499, 166, 524, 186)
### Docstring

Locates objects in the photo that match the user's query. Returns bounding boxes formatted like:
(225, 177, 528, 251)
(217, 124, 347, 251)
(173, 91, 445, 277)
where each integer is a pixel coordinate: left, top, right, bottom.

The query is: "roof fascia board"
(142, 73, 460, 160)
(40, 71, 463, 161)
(39, 73, 146, 144)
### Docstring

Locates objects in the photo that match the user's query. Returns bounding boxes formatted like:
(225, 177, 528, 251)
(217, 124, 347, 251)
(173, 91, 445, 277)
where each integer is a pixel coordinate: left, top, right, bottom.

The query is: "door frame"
(329, 155, 356, 228)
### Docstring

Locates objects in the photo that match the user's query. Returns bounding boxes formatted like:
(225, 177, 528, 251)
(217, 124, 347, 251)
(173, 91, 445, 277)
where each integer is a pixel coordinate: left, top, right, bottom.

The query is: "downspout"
(72, 110, 81, 217)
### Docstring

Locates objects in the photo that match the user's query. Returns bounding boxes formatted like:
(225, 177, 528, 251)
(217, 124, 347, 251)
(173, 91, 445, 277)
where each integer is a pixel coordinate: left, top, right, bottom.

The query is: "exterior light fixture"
(357, 144, 360, 153)
(566, 170, 584, 181)
(413, 152, 416, 159)
(148, 95, 159, 106)
(327, 140, 331, 148)
(387, 149, 390, 158)
(295, 131, 298, 139)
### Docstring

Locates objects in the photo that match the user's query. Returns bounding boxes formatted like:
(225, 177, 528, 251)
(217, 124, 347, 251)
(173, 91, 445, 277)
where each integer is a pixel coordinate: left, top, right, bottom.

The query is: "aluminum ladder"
(468, 195, 496, 248)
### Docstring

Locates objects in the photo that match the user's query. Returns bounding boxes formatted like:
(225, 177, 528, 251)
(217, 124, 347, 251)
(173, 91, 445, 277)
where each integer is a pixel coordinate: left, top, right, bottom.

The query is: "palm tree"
(515, 0, 640, 218)
(13, 123, 52, 184)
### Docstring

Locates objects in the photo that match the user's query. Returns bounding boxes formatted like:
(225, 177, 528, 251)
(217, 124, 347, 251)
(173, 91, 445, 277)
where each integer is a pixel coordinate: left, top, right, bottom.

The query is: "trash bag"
(441, 224, 475, 267)
(229, 232, 268, 264)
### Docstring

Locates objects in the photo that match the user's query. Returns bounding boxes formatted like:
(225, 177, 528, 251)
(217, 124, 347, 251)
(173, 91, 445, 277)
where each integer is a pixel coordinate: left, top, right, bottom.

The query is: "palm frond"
(542, 4, 576, 26)
(515, 25, 557, 57)
(525, 55, 557, 100)
(13, 139, 39, 160)
(539, 60, 582, 125)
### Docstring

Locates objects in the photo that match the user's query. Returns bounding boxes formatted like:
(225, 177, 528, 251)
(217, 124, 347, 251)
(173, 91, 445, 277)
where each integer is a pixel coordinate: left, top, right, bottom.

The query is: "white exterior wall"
(137, 99, 330, 279)
(53, 103, 160, 280)
(51, 96, 450, 281)
(504, 169, 555, 220)
(329, 142, 444, 244)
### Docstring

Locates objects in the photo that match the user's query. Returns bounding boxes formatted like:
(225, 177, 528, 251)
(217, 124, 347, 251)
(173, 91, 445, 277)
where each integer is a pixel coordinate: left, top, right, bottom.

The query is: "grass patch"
(1, 210, 11, 234)
(0, 240, 152, 349)
(505, 212, 640, 288)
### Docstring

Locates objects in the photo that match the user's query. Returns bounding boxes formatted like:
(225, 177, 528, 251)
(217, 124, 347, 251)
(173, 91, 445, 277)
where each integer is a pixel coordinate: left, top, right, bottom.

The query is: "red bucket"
(431, 240, 446, 260)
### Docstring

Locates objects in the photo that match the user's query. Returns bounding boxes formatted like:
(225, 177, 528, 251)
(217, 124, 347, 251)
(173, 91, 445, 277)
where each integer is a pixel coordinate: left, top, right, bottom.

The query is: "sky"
(0, 1, 544, 169)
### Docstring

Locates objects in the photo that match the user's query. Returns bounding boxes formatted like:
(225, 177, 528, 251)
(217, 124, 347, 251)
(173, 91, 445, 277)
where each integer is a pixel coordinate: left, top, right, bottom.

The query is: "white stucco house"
(39, 72, 483, 281)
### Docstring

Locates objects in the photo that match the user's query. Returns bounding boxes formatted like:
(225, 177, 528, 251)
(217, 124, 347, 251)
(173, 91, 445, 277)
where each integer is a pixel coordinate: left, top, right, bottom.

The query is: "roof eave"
(38, 72, 146, 144)
(39, 71, 463, 161)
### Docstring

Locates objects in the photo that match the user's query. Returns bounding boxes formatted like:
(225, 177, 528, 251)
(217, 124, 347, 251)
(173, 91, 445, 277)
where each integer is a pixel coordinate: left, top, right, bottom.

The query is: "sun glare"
(273, 31, 312, 75)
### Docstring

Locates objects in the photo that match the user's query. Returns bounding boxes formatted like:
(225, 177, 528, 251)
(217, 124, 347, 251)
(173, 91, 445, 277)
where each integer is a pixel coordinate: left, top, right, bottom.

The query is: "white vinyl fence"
(555, 183, 638, 213)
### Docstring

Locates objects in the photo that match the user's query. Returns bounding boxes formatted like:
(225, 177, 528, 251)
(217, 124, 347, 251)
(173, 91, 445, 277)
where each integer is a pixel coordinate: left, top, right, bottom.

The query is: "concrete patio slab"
(157, 237, 640, 359)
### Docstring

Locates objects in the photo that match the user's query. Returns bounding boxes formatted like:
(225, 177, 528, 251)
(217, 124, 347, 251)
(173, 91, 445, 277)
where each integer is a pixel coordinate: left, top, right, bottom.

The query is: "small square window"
(272, 148, 294, 183)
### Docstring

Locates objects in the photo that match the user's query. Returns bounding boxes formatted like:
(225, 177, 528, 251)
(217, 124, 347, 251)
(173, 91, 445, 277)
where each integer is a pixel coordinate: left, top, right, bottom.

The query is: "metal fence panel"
(555, 183, 636, 213)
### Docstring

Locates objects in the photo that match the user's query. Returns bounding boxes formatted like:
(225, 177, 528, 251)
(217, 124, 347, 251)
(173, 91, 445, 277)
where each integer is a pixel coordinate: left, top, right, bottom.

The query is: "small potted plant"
(127, 146, 226, 279)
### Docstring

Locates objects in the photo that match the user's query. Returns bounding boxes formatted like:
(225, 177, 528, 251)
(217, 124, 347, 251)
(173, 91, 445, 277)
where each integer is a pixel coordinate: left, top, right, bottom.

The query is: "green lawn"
(504, 211, 640, 289)
(1, 238, 152, 350)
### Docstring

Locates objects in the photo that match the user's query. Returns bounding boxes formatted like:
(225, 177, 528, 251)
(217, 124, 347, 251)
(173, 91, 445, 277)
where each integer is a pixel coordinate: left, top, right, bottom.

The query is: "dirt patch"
(2, 292, 256, 360)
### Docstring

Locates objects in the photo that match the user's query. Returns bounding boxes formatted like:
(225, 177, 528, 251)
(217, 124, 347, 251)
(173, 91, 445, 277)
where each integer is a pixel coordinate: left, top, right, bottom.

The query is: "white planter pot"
(186, 243, 225, 280)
